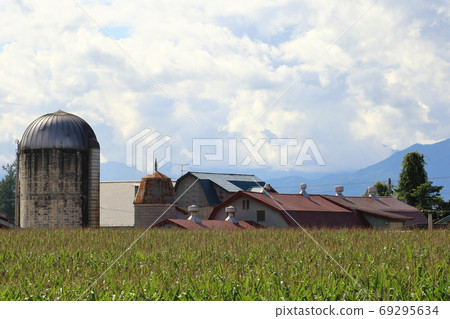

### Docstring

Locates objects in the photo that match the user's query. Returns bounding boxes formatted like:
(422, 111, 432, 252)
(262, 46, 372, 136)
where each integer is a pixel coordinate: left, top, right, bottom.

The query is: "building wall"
(199, 206, 214, 220)
(212, 197, 289, 228)
(100, 181, 139, 227)
(19, 149, 87, 228)
(134, 204, 178, 227)
(175, 174, 210, 209)
(362, 214, 405, 229)
(212, 184, 233, 203)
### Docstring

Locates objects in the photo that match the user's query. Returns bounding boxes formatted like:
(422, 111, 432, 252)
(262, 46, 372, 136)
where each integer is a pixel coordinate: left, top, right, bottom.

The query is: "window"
(242, 199, 250, 210)
(257, 210, 265, 223)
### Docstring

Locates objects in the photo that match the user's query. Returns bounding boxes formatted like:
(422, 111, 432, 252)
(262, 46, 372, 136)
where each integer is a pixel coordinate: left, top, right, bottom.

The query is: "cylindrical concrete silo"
(16, 110, 100, 228)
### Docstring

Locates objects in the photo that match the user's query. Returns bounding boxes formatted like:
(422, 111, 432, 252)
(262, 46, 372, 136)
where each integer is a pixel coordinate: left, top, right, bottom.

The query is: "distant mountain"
(268, 138, 450, 199)
(101, 138, 450, 199)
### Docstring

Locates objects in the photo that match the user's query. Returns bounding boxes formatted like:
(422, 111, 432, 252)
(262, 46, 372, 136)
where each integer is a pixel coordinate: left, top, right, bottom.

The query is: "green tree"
(363, 180, 392, 196)
(0, 161, 16, 222)
(410, 182, 444, 212)
(396, 152, 449, 222)
(397, 152, 428, 206)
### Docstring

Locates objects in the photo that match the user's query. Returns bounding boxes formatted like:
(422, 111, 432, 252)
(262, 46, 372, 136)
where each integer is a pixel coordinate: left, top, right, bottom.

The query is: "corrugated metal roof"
(210, 191, 370, 228)
(252, 193, 352, 212)
(321, 195, 427, 225)
(175, 172, 268, 206)
(20, 110, 99, 150)
(154, 219, 258, 230)
(184, 172, 265, 192)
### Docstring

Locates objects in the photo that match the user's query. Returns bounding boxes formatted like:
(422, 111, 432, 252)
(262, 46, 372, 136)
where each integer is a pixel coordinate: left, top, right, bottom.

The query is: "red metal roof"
(154, 219, 258, 230)
(321, 195, 427, 225)
(210, 191, 370, 228)
(210, 192, 351, 215)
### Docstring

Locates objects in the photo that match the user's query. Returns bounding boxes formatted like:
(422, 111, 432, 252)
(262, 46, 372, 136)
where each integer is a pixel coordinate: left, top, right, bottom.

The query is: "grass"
(0, 228, 448, 301)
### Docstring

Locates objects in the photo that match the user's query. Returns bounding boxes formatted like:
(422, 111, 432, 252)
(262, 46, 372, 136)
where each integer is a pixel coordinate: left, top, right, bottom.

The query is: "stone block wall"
(19, 149, 88, 228)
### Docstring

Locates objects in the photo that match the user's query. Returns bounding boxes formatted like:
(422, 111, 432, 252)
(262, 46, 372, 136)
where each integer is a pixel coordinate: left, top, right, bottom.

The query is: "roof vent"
(187, 205, 202, 224)
(367, 186, 379, 199)
(225, 206, 239, 224)
(299, 183, 309, 197)
(335, 185, 344, 198)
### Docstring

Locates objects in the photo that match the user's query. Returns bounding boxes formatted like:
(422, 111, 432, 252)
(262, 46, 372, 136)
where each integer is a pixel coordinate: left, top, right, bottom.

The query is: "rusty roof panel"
(134, 172, 175, 204)
(321, 195, 427, 225)
(223, 192, 352, 213)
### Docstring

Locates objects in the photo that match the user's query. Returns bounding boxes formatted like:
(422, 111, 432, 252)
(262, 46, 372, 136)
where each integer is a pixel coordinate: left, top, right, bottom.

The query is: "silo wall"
(88, 147, 100, 227)
(19, 149, 86, 228)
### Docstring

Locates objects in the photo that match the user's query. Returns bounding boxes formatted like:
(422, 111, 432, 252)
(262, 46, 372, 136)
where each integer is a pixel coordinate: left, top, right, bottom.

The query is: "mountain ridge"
(268, 138, 450, 199)
(100, 138, 450, 199)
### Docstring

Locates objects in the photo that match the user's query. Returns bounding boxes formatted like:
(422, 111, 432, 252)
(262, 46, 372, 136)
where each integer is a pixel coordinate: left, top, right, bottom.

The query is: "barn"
(174, 171, 272, 219)
(209, 185, 426, 229)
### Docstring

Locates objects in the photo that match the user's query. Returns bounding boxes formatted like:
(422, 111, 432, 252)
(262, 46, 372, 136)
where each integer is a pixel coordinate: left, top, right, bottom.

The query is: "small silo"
(16, 110, 100, 228)
(134, 170, 178, 227)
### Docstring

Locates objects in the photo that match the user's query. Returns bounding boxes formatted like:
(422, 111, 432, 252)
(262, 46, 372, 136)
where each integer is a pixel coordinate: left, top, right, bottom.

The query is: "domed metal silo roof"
(20, 110, 99, 150)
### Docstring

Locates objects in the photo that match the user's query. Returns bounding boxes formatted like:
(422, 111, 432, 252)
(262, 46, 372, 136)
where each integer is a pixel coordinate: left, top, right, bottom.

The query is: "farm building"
(134, 170, 186, 228)
(100, 181, 140, 227)
(16, 110, 100, 228)
(174, 171, 274, 219)
(322, 186, 427, 227)
(209, 185, 427, 229)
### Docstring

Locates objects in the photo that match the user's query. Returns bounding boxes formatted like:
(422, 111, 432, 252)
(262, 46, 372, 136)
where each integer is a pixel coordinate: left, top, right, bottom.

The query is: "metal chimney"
(187, 204, 202, 224)
(367, 186, 378, 199)
(299, 183, 309, 197)
(335, 185, 344, 198)
(225, 206, 238, 224)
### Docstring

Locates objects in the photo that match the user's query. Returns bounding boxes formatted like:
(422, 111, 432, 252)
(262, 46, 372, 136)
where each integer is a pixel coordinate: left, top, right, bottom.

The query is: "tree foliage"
(396, 152, 450, 222)
(397, 152, 428, 206)
(0, 161, 16, 222)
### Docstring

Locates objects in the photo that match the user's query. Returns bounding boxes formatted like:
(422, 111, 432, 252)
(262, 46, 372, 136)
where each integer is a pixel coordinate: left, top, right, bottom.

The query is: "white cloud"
(1, 0, 450, 175)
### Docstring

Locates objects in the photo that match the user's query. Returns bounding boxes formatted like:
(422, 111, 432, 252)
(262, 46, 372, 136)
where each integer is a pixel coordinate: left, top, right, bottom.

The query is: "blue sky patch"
(98, 26, 131, 40)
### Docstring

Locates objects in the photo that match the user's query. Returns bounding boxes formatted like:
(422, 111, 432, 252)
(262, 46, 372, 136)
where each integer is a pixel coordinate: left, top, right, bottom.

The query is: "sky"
(1, 0, 450, 178)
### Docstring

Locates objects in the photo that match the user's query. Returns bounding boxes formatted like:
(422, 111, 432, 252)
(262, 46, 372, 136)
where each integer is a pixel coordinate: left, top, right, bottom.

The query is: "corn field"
(0, 228, 448, 301)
